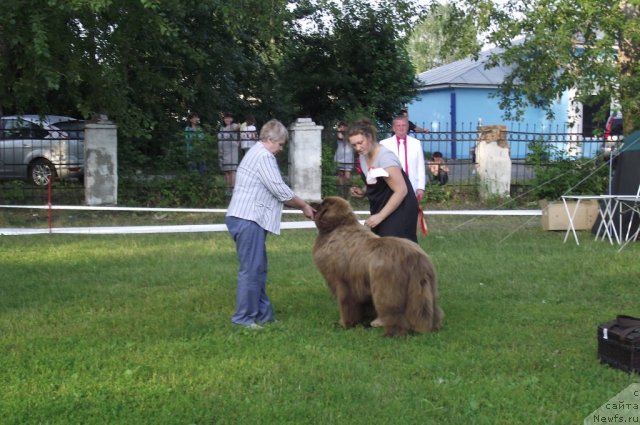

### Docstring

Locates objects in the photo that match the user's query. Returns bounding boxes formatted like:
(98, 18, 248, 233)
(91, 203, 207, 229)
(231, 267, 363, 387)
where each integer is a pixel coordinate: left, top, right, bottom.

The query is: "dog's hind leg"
(376, 303, 411, 336)
(382, 313, 410, 337)
(369, 275, 411, 336)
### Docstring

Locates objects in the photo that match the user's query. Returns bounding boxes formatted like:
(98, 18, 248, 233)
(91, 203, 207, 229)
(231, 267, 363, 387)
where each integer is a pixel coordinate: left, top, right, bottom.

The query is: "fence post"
(476, 125, 511, 199)
(84, 115, 118, 205)
(288, 118, 323, 201)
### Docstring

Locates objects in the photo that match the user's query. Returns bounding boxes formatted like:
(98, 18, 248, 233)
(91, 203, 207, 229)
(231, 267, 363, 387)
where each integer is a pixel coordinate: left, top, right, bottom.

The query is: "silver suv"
(0, 115, 84, 186)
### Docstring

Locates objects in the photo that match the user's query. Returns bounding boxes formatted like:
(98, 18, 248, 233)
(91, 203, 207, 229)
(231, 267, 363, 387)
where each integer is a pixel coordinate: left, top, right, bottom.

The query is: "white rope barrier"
(0, 205, 231, 213)
(0, 221, 315, 235)
(0, 204, 541, 235)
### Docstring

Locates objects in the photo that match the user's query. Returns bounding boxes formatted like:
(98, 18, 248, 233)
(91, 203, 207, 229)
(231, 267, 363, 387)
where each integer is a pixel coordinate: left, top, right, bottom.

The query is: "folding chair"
(617, 184, 640, 251)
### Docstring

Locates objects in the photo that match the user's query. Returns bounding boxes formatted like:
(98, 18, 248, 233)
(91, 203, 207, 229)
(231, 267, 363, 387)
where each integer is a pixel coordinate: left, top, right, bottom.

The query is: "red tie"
(396, 136, 408, 177)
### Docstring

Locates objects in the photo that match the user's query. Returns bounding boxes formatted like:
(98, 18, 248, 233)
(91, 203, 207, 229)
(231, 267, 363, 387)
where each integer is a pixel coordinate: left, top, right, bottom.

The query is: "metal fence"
(0, 122, 611, 206)
(0, 125, 85, 204)
(329, 122, 608, 189)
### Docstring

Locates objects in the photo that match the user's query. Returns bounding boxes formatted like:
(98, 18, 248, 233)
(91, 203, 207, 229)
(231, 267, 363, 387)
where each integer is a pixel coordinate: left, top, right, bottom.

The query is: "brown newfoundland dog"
(311, 196, 443, 337)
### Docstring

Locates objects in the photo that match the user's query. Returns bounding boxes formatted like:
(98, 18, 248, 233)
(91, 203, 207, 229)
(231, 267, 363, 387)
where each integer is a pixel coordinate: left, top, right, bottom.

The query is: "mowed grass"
(0, 215, 638, 424)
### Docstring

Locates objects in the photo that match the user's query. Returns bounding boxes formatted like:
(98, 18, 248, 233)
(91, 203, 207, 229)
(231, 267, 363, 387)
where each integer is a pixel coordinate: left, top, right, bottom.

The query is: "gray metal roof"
(416, 46, 513, 90)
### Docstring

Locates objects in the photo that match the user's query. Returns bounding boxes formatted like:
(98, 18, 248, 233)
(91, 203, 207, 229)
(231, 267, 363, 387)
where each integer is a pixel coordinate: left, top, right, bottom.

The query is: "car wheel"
(28, 158, 57, 186)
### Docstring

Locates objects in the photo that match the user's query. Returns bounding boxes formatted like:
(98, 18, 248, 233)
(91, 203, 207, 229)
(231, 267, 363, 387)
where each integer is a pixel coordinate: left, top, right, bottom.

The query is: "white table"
(614, 195, 640, 251)
(562, 194, 640, 247)
(561, 195, 619, 245)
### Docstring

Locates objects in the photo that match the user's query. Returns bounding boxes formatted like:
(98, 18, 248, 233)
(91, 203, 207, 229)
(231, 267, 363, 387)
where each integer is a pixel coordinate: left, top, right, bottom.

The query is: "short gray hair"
(260, 119, 289, 143)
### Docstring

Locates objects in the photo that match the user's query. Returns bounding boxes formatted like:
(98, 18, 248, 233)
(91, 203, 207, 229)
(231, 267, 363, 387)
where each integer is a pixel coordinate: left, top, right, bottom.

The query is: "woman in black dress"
(348, 119, 418, 243)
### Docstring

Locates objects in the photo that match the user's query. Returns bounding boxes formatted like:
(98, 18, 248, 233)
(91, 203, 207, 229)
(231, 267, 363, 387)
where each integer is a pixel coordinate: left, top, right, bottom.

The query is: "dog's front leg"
(335, 283, 361, 328)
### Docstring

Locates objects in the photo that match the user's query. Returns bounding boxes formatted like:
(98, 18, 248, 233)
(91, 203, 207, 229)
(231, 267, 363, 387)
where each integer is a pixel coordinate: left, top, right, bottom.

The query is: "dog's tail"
(407, 262, 443, 333)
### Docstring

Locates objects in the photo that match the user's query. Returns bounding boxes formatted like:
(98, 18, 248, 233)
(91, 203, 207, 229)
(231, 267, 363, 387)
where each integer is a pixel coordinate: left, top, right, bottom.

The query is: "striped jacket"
(226, 142, 295, 234)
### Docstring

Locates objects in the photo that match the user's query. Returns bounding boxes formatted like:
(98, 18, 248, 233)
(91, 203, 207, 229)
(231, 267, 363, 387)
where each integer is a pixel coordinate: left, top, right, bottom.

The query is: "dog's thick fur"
(312, 196, 443, 337)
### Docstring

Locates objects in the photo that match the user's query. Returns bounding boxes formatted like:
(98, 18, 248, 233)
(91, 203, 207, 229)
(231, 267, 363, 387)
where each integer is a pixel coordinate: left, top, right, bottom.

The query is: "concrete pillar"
(84, 116, 118, 205)
(288, 118, 323, 201)
(476, 125, 511, 199)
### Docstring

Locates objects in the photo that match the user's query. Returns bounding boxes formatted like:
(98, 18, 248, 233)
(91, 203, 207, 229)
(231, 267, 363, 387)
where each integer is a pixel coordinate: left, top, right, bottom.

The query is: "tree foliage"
(0, 0, 423, 143)
(277, 0, 422, 126)
(526, 141, 608, 199)
(453, 0, 640, 133)
(408, 2, 482, 73)
(0, 0, 293, 138)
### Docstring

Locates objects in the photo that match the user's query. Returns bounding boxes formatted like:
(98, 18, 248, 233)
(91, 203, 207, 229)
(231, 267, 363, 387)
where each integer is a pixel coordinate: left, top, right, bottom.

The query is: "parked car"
(0, 115, 84, 186)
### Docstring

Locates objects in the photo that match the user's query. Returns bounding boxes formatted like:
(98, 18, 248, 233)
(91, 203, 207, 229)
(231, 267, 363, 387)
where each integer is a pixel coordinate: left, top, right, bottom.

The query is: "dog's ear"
(309, 201, 321, 210)
(313, 199, 332, 233)
(313, 197, 359, 233)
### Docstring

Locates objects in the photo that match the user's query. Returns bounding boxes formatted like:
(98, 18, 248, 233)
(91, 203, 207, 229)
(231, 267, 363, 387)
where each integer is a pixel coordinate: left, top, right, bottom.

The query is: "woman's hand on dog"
(350, 186, 365, 198)
(364, 213, 382, 229)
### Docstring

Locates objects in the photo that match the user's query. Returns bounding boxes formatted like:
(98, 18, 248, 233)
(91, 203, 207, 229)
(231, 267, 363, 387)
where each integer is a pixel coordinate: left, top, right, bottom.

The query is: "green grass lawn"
(0, 215, 638, 424)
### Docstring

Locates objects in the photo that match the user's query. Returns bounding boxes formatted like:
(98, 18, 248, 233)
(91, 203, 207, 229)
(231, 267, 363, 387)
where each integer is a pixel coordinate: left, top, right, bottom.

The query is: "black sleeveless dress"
(359, 147, 418, 243)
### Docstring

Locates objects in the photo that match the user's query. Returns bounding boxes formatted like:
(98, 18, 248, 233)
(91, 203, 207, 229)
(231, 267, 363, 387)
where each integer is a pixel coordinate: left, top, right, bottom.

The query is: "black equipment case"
(597, 315, 640, 374)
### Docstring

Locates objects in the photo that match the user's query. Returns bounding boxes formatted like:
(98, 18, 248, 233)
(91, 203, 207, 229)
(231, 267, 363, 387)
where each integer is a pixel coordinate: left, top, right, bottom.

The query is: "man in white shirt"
(380, 115, 426, 202)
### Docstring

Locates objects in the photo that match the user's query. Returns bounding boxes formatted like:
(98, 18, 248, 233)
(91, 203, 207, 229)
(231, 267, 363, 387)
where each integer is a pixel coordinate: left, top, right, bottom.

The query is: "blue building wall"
(409, 87, 571, 131)
(408, 87, 576, 159)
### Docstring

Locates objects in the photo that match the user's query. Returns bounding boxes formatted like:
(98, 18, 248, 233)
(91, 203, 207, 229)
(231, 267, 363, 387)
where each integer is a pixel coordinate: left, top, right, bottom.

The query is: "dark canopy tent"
(592, 130, 640, 239)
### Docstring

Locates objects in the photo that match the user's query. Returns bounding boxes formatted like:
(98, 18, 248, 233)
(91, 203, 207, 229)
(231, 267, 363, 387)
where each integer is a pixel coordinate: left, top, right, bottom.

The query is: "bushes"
(119, 172, 229, 207)
(117, 129, 228, 207)
(526, 141, 609, 201)
(321, 136, 341, 198)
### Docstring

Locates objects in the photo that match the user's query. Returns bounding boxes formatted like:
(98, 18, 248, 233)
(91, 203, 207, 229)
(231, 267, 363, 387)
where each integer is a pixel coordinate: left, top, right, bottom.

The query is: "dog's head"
(311, 196, 360, 234)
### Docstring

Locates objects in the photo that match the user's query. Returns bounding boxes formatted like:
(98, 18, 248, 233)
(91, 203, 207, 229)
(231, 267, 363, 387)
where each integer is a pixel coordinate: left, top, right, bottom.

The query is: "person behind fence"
(333, 121, 353, 197)
(218, 112, 240, 191)
(400, 109, 429, 134)
(380, 115, 426, 203)
(428, 151, 449, 185)
(240, 114, 258, 154)
(225, 119, 316, 328)
(348, 118, 418, 243)
(184, 112, 207, 174)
